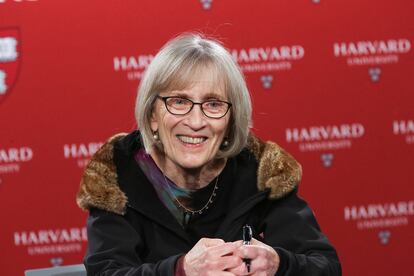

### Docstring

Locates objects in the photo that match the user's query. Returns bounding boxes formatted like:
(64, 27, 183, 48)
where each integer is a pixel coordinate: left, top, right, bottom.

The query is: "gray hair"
(135, 33, 252, 158)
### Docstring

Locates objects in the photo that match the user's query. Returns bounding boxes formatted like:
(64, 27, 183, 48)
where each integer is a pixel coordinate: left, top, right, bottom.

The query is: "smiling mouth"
(176, 135, 207, 145)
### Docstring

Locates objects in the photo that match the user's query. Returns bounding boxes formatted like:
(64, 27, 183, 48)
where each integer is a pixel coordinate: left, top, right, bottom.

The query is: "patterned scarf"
(134, 148, 192, 226)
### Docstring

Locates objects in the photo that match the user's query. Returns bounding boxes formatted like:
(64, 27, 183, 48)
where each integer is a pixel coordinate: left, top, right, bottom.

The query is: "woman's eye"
(206, 101, 222, 108)
(171, 98, 187, 105)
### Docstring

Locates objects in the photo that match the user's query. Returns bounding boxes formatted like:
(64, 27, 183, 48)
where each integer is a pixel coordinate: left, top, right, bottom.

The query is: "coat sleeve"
(262, 190, 341, 276)
(84, 208, 181, 276)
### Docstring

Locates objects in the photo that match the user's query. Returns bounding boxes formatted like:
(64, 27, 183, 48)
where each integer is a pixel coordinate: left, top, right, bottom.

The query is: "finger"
(250, 238, 265, 246)
(245, 240, 280, 265)
(252, 271, 267, 276)
(219, 255, 243, 270)
(248, 251, 279, 275)
(249, 238, 274, 253)
(227, 262, 248, 275)
(198, 238, 225, 248)
(249, 257, 270, 274)
(234, 245, 262, 259)
(204, 255, 243, 272)
(207, 271, 238, 276)
(232, 240, 244, 246)
(207, 241, 241, 257)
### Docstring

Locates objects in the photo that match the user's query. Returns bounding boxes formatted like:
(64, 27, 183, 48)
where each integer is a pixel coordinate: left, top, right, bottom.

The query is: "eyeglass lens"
(164, 97, 230, 118)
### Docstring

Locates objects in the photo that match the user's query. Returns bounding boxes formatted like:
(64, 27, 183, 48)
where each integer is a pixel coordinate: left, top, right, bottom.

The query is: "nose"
(184, 104, 207, 130)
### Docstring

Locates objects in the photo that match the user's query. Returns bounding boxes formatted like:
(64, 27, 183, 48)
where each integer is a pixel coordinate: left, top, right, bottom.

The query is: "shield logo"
(368, 67, 381, 82)
(200, 0, 213, 10)
(0, 27, 21, 104)
(320, 153, 334, 167)
(260, 75, 274, 89)
(378, 230, 391, 245)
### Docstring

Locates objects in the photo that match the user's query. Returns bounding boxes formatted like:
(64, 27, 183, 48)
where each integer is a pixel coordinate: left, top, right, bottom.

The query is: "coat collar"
(76, 132, 302, 215)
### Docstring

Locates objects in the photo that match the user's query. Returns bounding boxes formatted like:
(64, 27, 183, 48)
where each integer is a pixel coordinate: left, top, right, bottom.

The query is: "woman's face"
(150, 72, 230, 171)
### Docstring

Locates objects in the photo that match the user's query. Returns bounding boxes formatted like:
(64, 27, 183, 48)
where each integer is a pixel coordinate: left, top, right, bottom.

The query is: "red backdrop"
(1, 0, 413, 275)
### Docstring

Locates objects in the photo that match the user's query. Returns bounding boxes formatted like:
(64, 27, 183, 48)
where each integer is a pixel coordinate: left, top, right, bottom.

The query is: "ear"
(150, 109, 158, 132)
(224, 115, 233, 137)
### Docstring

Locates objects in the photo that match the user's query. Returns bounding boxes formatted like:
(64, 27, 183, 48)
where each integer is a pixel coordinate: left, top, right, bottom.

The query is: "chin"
(178, 160, 207, 170)
(176, 155, 210, 170)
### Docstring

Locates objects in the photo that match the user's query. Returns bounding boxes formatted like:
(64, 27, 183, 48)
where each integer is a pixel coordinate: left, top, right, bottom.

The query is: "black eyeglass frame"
(157, 96, 232, 119)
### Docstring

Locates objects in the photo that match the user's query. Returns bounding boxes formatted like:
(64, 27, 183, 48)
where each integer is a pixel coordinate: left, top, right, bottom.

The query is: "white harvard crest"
(0, 28, 21, 104)
(0, 70, 7, 94)
(0, 36, 18, 62)
(200, 0, 212, 10)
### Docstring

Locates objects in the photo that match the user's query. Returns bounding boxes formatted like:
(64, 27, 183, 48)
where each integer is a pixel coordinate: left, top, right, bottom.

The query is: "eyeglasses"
(157, 96, 232, 119)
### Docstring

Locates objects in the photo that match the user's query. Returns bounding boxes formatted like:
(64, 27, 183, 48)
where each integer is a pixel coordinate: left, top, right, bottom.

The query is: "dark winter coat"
(77, 131, 341, 276)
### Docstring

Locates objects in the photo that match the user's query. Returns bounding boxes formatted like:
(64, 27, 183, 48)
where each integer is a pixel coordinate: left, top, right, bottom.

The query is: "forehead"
(162, 62, 227, 99)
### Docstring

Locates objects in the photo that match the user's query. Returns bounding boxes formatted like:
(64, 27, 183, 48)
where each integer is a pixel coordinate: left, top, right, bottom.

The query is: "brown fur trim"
(248, 133, 302, 199)
(76, 132, 302, 213)
(76, 133, 128, 215)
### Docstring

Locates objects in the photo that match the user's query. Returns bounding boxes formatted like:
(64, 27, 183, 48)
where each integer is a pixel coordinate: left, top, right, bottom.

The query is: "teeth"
(177, 136, 206, 144)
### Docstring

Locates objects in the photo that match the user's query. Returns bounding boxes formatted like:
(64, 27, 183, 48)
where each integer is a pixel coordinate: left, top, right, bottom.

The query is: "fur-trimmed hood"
(76, 132, 302, 215)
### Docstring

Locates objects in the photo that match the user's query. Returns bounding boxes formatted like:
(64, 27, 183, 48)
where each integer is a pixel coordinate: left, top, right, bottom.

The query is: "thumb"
(250, 238, 265, 245)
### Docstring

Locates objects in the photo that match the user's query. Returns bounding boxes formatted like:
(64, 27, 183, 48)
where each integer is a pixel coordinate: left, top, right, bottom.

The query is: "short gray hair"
(135, 33, 252, 158)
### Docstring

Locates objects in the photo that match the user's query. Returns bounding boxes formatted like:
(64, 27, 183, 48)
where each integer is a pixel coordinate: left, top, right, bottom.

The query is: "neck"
(150, 148, 226, 189)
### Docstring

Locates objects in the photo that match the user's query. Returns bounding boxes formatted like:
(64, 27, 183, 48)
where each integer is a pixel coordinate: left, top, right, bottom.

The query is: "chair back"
(24, 264, 86, 276)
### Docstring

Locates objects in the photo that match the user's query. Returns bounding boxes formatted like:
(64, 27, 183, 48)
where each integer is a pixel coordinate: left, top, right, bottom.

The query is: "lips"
(176, 135, 207, 144)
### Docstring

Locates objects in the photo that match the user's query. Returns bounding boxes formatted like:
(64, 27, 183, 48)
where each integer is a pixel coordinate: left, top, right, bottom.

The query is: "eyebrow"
(167, 91, 226, 101)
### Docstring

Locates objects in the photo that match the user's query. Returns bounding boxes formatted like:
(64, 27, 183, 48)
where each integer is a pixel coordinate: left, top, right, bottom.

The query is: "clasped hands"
(184, 238, 280, 276)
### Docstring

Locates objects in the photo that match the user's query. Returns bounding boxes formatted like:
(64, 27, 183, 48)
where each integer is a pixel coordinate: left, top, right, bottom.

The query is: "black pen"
(242, 225, 252, 273)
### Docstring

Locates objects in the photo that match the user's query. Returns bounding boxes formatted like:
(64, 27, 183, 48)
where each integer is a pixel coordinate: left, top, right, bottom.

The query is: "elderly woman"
(77, 33, 341, 276)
